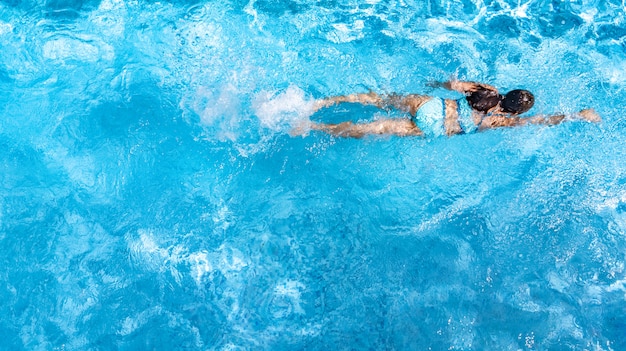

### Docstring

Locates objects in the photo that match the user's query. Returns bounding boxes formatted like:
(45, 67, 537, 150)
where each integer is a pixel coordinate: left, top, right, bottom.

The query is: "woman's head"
(500, 89, 534, 114)
(466, 87, 502, 113)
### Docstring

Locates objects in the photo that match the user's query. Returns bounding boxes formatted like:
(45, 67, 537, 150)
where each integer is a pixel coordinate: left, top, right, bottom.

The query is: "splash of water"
(252, 86, 316, 133)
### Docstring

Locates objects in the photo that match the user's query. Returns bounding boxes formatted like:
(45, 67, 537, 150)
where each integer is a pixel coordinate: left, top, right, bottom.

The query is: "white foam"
(90, 0, 127, 38)
(252, 86, 315, 132)
(189, 84, 241, 141)
(272, 280, 306, 317)
(511, 3, 530, 18)
(244, 0, 262, 29)
(579, 8, 598, 23)
(189, 251, 213, 284)
(327, 20, 365, 43)
(127, 230, 184, 284)
(547, 271, 570, 293)
(0, 21, 13, 36)
(117, 306, 162, 336)
(43, 146, 96, 190)
(43, 36, 114, 63)
(215, 244, 248, 272)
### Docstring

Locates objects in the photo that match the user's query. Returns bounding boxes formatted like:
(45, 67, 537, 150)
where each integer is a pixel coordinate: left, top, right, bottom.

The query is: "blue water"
(1, 0, 626, 349)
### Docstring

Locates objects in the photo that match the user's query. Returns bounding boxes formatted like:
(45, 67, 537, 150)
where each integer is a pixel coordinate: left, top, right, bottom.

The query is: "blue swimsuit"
(412, 98, 478, 137)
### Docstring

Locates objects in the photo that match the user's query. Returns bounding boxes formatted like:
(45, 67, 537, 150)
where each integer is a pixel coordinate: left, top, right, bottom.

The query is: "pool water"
(1, 0, 626, 349)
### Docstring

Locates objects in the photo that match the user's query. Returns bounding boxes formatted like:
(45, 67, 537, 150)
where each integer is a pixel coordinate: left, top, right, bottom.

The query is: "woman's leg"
(310, 118, 423, 138)
(314, 92, 384, 110)
(314, 92, 432, 116)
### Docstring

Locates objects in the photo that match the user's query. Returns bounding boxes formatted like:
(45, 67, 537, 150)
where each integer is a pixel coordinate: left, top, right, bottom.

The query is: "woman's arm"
(430, 80, 498, 95)
(479, 109, 601, 130)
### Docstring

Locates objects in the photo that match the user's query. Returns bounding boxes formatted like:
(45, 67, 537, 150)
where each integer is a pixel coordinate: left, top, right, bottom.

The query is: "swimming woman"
(304, 80, 600, 138)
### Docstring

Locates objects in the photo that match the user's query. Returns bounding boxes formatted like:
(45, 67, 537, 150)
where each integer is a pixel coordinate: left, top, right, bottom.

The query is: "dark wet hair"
(466, 87, 502, 113)
(500, 89, 534, 114)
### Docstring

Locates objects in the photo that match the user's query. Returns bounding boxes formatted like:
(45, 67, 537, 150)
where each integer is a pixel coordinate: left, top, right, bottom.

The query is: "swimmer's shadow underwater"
(291, 80, 601, 139)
